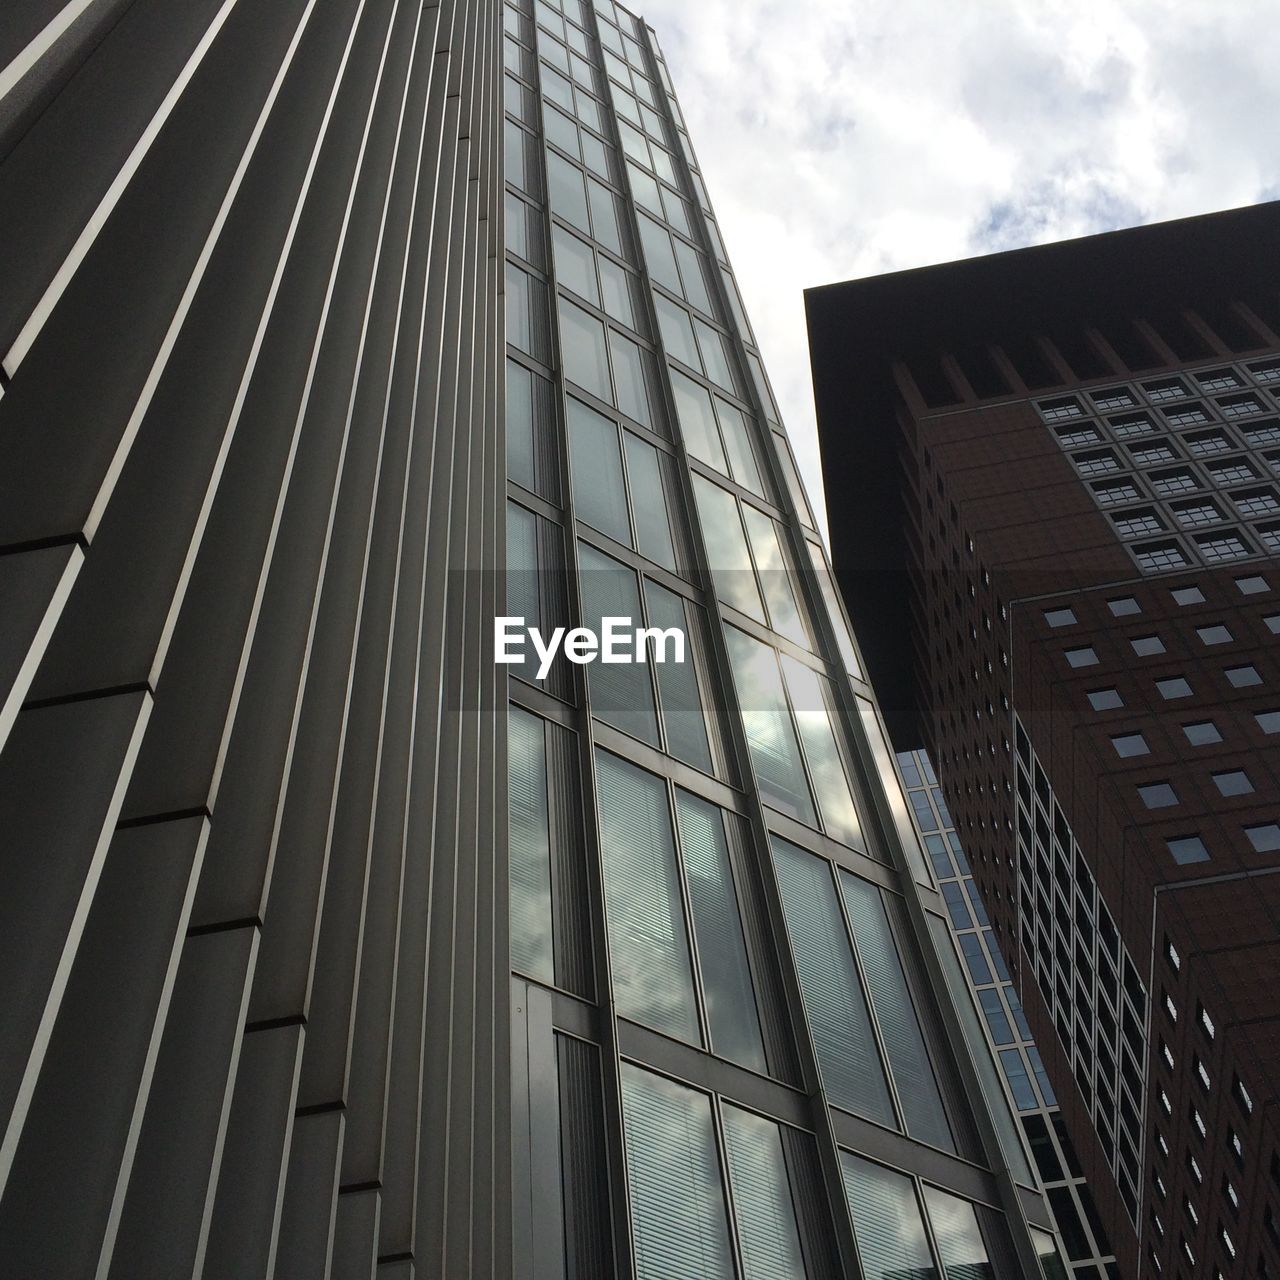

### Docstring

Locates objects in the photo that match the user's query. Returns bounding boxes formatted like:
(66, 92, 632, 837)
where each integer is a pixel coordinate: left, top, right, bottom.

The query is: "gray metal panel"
(0, 690, 151, 1193)
(107, 925, 258, 1280)
(0, 814, 207, 1276)
(274, 1108, 344, 1280)
(201, 1023, 306, 1280)
(331, 1189, 380, 1280)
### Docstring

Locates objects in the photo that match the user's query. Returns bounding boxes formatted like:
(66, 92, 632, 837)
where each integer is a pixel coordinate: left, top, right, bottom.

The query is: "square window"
(1056, 425, 1102, 448)
(1151, 469, 1199, 496)
(1171, 499, 1223, 528)
(1213, 770, 1254, 797)
(1088, 688, 1124, 711)
(1108, 597, 1141, 616)
(1168, 835, 1210, 865)
(1225, 665, 1261, 688)
(1265, 615, 1280, 635)
(1196, 624, 1233, 645)
(1075, 449, 1119, 476)
(1132, 443, 1178, 467)
(1131, 634, 1166, 657)
(1157, 677, 1193, 699)
(1256, 710, 1280, 734)
(1135, 541, 1189, 572)
(1207, 459, 1259, 486)
(1140, 783, 1179, 809)
(1236, 575, 1269, 595)
(1245, 823, 1280, 852)
(1183, 721, 1223, 746)
(1112, 732, 1149, 758)
(1065, 646, 1098, 668)
(1171, 585, 1205, 605)
(1044, 607, 1077, 627)
(1113, 509, 1165, 538)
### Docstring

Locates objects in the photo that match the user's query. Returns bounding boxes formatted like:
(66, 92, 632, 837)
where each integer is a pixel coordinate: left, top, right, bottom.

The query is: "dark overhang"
(805, 200, 1280, 748)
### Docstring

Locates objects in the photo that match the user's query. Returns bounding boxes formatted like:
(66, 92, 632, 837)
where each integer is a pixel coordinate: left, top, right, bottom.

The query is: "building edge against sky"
(807, 202, 1280, 1280)
(0, 1, 1068, 1277)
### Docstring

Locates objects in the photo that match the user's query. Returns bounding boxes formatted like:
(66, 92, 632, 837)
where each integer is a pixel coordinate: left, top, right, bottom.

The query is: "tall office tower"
(807, 202, 1280, 1280)
(0, 2, 1061, 1277)
(899, 748, 1119, 1279)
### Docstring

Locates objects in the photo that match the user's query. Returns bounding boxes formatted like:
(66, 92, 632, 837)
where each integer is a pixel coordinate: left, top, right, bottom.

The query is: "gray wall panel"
(274, 1109, 344, 1280)
(332, 1189, 381, 1280)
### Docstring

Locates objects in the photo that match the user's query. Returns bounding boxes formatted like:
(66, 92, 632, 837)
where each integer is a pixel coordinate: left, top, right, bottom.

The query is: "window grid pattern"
(1035, 364, 1280, 573)
(1013, 721, 1149, 1227)
(900, 750, 1118, 1277)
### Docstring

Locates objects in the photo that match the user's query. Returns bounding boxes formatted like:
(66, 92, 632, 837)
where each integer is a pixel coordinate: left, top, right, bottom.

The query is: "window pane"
(506, 359, 535, 490)
(599, 256, 635, 328)
(922, 1186, 993, 1279)
(587, 177, 622, 253)
(693, 477, 766, 621)
(672, 370, 728, 472)
(508, 707, 553, 981)
(721, 1105, 807, 1280)
(624, 435, 677, 570)
(619, 1065, 734, 1280)
(675, 791, 765, 1069)
(597, 753, 699, 1041)
(507, 503, 541, 682)
(546, 150, 589, 230)
(560, 300, 612, 402)
(552, 224, 599, 305)
(840, 1154, 935, 1280)
(780, 655, 860, 845)
(807, 542, 862, 678)
(568, 398, 629, 544)
(839, 873, 955, 1152)
(742, 506, 807, 646)
(506, 262, 531, 353)
(716, 398, 764, 495)
(637, 213, 681, 292)
(646, 582, 712, 770)
(610, 330, 653, 428)
(674, 238, 713, 314)
(726, 630, 814, 823)
(695, 319, 735, 391)
(655, 293, 701, 368)
(773, 838, 895, 1124)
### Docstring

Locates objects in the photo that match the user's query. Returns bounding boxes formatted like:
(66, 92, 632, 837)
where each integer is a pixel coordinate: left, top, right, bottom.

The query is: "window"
(1094, 479, 1142, 505)
(1109, 411, 1154, 437)
(1164, 403, 1209, 427)
(508, 707, 554, 983)
(1267, 614, 1280, 635)
(1132, 443, 1178, 466)
(1249, 358, 1280, 384)
(1044, 607, 1077, 627)
(1145, 377, 1189, 402)
(1183, 720, 1223, 745)
(1236, 574, 1270, 594)
(1207, 458, 1259, 486)
(1213, 769, 1253, 796)
(1093, 388, 1137, 411)
(1198, 1005, 1215, 1039)
(1108, 596, 1141, 616)
(1074, 449, 1119, 476)
(1157, 676, 1192, 699)
(1196, 531, 1252, 562)
(1196, 624, 1233, 645)
(1196, 368, 1244, 393)
(1114, 509, 1164, 538)
(1151, 468, 1199, 496)
(1243, 420, 1280, 446)
(1088, 687, 1124, 710)
(559, 300, 612, 401)
(1245, 822, 1280, 852)
(1136, 541, 1189, 571)
(1256, 710, 1280, 734)
(1185, 429, 1233, 456)
(1168, 835, 1210, 865)
(1172, 584, 1205, 604)
(840, 1156, 935, 1280)
(1130, 634, 1166, 656)
(1111, 732, 1149, 758)
(1231, 1075, 1253, 1114)
(1172, 498, 1223, 527)
(1166, 937, 1181, 970)
(1230, 488, 1280, 518)
(1056, 425, 1100, 448)
(1218, 392, 1265, 417)
(1139, 782, 1179, 809)
(1224, 664, 1261, 688)
(1195, 1056, 1211, 1090)
(774, 840, 894, 1123)
(1065, 645, 1098, 668)
(1039, 396, 1084, 421)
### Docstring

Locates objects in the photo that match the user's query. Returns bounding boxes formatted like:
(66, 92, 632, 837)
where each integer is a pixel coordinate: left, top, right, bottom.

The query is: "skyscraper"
(808, 202, 1280, 1280)
(0, 2, 1059, 1276)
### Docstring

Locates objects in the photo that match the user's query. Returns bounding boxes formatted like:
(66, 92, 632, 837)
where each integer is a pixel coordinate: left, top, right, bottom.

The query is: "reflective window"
(839, 1155, 934, 1280)
(922, 1184, 993, 1279)
(560, 300, 612, 401)
(625, 435, 678, 570)
(721, 1106, 808, 1279)
(694, 477, 766, 621)
(568, 397, 629, 543)
(508, 706, 553, 982)
(645, 582, 711, 770)
(507, 359, 535, 490)
(779, 654, 858, 844)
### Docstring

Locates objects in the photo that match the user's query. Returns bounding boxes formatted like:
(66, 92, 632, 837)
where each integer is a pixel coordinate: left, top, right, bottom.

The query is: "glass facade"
(899, 748, 1120, 1280)
(505, 1, 1060, 1276)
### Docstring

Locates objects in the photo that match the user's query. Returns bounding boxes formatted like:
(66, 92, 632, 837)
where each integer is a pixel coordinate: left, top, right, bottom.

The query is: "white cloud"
(636, 0, 1280, 537)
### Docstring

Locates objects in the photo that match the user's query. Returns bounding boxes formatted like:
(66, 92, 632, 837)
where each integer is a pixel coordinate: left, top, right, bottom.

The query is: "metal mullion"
(594, 18, 867, 1280)
(707, 1092, 751, 1280)
(522, 16, 637, 1278)
(664, 773, 716, 1060)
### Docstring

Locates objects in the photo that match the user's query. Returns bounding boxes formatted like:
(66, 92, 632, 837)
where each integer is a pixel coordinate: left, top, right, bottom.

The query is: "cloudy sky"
(638, 0, 1280, 536)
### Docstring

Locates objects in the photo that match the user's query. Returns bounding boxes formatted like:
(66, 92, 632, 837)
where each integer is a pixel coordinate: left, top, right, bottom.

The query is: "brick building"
(808, 201, 1280, 1280)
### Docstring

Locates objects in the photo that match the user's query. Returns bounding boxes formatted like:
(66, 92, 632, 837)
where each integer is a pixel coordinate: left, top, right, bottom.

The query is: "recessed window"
(1184, 429, 1232, 456)
(1195, 368, 1243, 393)
(1109, 410, 1155, 437)
(1230, 488, 1280, 518)
(1171, 584, 1205, 605)
(1111, 732, 1149, 758)
(1206, 458, 1259, 486)
(1236, 575, 1270, 595)
(1145, 377, 1190, 402)
(1243, 420, 1280, 446)
(1130, 634, 1166, 656)
(1157, 676, 1193, 700)
(1065, 646, 1098, 668)
(1196, 624, 1233, 645)
(1198, 1005, 1215, 1039)
(1248, 358, 1280, 384)
(1151, 468, 1199, 496)
(1183, 721, 1223, 746)
(1113, 509, 1164, 538)
(1094, 479, 1142, 506)
(1195, 531, 1253, 562)
(1171, 498, 1223, 528)
(1265, 614, 1280, 635)
(1245, 823, 1280, 853)
(1088, 688, 1124, 711)
(1093, 388, 1137, 411)
(1224, 665, 1261, 688)
(1136, 541, 1189, 571)
(1164, 403, 1209, 428)
(1039, 396, 1084, 421)
(1168, 835, 1210, 865)
(1074, 449, 1119, 476)
(1213, 770, 1254, 797)
(1132, 443, 1178, 467)
(1218, 391, 1266, 418)
(1044, 607, 1077, 627)
(1139, 782, 1179, 809)
(1108, 596, 1141, 616)
(1056, 425, 1102, 448)
(1255, 710, 1280, 734)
